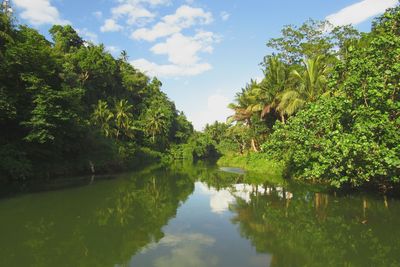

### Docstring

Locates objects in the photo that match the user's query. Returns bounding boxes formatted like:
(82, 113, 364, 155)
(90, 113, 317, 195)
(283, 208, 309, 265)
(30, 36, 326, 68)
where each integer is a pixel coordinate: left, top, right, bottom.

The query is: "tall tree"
(114, 99, 134, 140)
(92, 100, 114, 137)
(277, 56, 330, 117)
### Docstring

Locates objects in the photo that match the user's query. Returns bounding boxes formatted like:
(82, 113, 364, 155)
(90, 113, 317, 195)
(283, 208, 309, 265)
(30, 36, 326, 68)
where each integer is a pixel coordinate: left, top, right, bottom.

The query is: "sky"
(9, 0, 398, 130)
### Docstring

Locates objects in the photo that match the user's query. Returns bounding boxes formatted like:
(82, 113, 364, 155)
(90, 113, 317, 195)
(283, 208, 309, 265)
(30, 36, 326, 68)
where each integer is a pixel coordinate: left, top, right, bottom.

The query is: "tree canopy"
(0, 17, 193, 182)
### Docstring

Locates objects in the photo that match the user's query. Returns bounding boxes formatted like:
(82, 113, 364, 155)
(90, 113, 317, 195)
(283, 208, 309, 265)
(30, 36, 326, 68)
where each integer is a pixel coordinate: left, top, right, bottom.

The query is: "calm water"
(1, 163, 399, 267)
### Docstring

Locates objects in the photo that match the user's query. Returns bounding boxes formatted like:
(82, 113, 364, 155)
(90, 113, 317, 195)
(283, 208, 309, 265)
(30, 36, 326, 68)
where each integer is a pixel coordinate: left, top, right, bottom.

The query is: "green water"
(1, 163, 399, 267)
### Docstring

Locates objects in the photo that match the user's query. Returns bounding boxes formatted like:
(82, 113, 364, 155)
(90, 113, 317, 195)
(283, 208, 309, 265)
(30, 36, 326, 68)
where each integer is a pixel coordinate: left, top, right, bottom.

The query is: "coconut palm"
(120, 50, 128, 62)
(114, 99, 134, 140)
(277, 56, 330, 117)
(145, 108, 168, 143)
(92, 100, 114, 137)
(253, 56, 290, 123)
(228, 80, 259, 125)
(228, 80, 261, 151)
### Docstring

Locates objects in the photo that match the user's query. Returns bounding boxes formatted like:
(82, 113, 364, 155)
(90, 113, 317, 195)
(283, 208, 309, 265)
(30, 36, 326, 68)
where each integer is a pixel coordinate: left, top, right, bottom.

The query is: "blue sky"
(10, 0, 397, 129)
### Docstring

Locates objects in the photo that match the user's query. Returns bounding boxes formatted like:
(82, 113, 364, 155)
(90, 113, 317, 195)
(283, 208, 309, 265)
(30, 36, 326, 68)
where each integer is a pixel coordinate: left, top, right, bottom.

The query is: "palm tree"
(253, 56, 289, 123)
(92, 100, 114, 137)
(114, 99, 134, 140)
(120, 50, 128, 62)
(146, 108, 168, 143)
(277, 56, 330, 117)
(228, 80, 261, 152)
(228, 80, 259, 125)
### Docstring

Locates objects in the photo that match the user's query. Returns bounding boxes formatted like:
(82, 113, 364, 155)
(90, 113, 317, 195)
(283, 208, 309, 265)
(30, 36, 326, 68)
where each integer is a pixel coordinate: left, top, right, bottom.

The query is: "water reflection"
(228, 183, 400, 266)
(0, 164, 399, 267)
(140, 233, 218, 267)
(0, 168, 195, 267)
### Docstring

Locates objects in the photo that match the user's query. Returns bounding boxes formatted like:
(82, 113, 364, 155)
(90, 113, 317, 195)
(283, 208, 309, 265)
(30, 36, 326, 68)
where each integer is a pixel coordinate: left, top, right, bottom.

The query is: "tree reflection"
(0, 167, 195, 267)
(229, 183, 400, 266)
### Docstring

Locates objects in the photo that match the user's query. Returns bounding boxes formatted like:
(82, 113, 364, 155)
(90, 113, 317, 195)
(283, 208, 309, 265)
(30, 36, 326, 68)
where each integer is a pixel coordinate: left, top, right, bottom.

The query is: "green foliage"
(217, 153, 284, 184)
(263, 9, 400, 189)
(266, 19, 360, 64)
(0, 17, 193, 182)
(49, 25, 83, 53)
(224, 6, 399, 190)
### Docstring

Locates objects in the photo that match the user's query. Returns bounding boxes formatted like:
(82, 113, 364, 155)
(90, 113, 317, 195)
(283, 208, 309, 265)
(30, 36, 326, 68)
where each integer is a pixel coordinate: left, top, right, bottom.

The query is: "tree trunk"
(281, 114, 286, 124)
(251, 138, 259, 152)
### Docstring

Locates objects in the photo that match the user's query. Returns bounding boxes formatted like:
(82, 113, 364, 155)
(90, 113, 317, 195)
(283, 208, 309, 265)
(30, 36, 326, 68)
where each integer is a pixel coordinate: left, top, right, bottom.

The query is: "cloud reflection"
(198, 183, 293, 214)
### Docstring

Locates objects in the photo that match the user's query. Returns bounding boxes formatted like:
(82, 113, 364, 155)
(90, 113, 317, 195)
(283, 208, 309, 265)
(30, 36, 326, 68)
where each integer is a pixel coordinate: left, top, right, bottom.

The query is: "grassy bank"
(217, 153, 284, 184)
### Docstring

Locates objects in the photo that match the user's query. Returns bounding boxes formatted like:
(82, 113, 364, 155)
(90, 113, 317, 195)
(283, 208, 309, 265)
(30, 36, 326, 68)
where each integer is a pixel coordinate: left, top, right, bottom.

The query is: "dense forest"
(0, 11, 194, 182)
(191, 6, 400, 190)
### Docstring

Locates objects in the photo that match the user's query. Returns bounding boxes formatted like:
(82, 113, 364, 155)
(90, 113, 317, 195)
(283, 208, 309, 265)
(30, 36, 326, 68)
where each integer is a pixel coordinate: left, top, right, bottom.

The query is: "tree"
(267, 19, 334, 64)
(145, 108, 169, 144)
(263, 6, 400, 188)
(92, 100, 114, 137)
(228, 80, 258, 125)
(228, 80, 262, 152)
(49, 25, 83, 53)
(0, 18, 193, 181)
(114, 99, 134, 140)
(257, 56, 290, 123)
(277, 56, 330, 117)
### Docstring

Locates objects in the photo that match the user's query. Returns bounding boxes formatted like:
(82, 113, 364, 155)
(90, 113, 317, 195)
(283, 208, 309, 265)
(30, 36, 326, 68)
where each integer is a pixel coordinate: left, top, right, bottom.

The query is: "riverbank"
(217, 153, 284, 184)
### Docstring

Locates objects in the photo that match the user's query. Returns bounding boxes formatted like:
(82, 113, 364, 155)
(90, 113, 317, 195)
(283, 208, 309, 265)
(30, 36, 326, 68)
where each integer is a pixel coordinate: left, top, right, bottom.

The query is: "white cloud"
(76, 28, 99, 44)
(131, 5, 213, 41)
(131, 58, 212, 77)
(188, 93, 233, 130)
(326, 0, 397, 26)
(129, 4, 218, 78)
(101, 19, 123, 32)
(13, 0, 70, 26)
(111, 3, 155, 25)
(132, 31, 219, 77)
(106, 45, 120, 54)
(220, 11, 230, 21)
(150, 32, 218, 65)
(106, 0, 170, 28)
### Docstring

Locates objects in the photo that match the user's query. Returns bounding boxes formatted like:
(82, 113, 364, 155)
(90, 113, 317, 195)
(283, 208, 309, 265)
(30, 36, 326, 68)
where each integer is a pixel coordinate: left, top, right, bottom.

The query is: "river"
(0, 163, 399, 266)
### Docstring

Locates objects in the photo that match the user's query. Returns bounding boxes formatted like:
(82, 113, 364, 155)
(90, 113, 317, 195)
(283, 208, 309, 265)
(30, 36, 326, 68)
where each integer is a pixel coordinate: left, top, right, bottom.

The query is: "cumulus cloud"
(76, 28, 98, 44)
(101, 19, 123, 32)
(132, 30, 219, 77)
(101, 0, 170, 31)
(131, 58, 212, 77)
(326, 0, 397, 26)
(150, 31, 218, 65)
(106, 45, 121, 55)
(188, 93, 233, 130)
(129, 4, 217, 78)
(13, 0, 70, 26)
(111, 3, 155, 25)
(131, 5, 213, 41)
